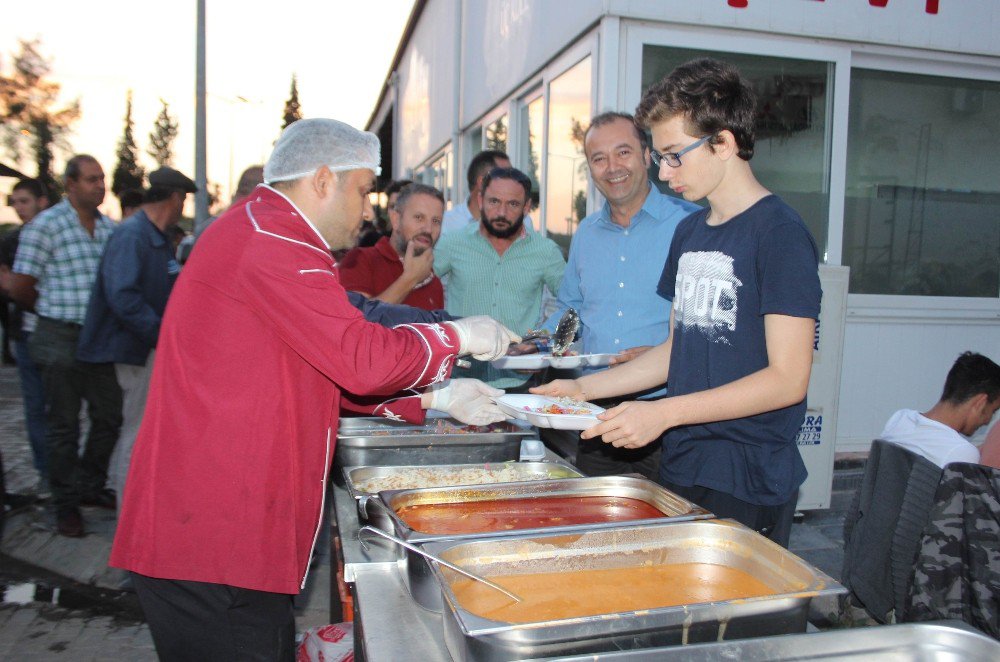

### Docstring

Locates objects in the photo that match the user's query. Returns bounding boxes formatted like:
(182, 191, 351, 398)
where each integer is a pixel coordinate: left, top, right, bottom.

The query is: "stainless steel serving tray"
(365, 475, 712, 611)
(347, 461, 584, 530)
(334, 417, 533, 482)
(344, 461, 583, 500)
(424, 519, 845, 662)
(528, 622, 1000, 661)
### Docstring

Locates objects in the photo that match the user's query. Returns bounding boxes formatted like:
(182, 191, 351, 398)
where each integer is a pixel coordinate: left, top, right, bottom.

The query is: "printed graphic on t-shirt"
(673, 250, 741, 345)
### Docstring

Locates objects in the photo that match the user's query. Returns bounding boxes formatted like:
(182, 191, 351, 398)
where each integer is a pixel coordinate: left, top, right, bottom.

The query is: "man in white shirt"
(880, 351, 1000, 469)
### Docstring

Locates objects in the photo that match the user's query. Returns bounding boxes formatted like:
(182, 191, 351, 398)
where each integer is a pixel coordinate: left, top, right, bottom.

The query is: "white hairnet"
(264, 118, 382, 183)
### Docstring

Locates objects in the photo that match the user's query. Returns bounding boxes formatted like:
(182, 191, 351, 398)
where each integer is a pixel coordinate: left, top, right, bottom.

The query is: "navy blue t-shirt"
(656, 195, 821, 506)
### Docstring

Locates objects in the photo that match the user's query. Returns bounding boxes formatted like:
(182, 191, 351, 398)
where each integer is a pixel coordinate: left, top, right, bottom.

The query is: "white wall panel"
(461, 0, 603, 125)
(609, 0, 1000, 58)
(837, 319, 1000, 451)
(398, 0, 459, 170)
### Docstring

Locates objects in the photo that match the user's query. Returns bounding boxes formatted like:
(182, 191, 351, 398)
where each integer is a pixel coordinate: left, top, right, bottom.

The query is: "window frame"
(621, 20, 1000, 316)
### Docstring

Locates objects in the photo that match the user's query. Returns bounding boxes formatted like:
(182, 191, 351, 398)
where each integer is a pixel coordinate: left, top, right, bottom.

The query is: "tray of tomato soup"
(359, 475, 712, 611)
(424, 519, 846, 661)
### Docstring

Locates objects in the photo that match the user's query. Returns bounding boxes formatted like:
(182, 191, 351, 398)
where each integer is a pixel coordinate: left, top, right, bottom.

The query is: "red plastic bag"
(296, 623, 354, 662)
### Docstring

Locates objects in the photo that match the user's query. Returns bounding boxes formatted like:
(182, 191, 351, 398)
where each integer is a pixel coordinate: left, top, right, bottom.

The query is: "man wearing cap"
(78, 166, 197, 511)
(110, 119, 517, 661)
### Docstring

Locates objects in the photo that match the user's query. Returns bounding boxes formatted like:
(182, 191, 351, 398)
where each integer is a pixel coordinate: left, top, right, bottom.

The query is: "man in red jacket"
(337, 182, 445, 309)
(110, 118, 516, 661)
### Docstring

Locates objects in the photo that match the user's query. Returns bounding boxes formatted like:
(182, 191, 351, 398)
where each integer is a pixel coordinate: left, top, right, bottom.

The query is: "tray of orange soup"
(423, 519, 846, 662)
(362, 475, 713, 612)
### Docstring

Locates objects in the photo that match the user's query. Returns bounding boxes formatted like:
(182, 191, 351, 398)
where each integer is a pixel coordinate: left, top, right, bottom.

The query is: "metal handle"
(357, 494, 393, 523)
(357, 525, 521, 603)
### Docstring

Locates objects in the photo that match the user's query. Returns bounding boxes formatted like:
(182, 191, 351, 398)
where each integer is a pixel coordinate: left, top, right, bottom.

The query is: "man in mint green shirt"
(435, 167, 565, 389)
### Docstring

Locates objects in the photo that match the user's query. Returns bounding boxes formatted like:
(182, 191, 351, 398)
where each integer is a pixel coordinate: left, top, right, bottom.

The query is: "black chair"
(842, 439, 942, 622)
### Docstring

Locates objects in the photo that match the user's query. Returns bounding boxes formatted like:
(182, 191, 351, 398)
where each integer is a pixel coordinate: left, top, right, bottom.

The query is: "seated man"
(880, 351, 1000, 469)
(338, 183, 445, 310)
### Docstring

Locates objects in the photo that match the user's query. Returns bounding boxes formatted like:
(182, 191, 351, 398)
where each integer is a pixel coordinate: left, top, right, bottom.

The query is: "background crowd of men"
(0, 57, 997, 661)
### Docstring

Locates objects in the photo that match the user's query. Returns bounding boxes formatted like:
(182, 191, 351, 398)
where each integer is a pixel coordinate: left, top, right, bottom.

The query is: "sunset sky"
(1, 0, 414, 221)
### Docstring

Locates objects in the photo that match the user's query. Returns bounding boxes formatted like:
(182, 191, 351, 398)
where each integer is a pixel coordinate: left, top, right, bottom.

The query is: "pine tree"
(111, 90, 145, 197)
(31, 116, 60, 198)
(281, 74, 302, 130)
(147, 99, 179, 167)
(0, 39, 80, 195)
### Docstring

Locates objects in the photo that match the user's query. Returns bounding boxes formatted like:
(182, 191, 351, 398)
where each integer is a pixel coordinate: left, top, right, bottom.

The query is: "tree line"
(1, 39, 305, 206)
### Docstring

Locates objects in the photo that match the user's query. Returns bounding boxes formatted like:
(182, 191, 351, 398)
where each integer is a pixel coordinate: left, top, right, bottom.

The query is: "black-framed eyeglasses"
(650, 135, 712, 168)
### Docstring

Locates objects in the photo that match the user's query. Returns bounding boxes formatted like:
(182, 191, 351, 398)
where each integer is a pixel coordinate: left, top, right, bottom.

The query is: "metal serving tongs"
(515, 308, 580, 356)
(358, 525, 522, 603)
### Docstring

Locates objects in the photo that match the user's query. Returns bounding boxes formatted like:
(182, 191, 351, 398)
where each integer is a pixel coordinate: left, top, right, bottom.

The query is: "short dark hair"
(385, 179, 413, 203)
(635, 58, 757, 161)
(584, 112, 648, 152)
(118, 188, 144, 209)
(940, 352, 1000, 404)
(64, 154, 100, 182)
(394, 183, 444, 214)
(480, 167, 531, 202)
(12, 178, 48, 201)
(467, 150, 509, 192)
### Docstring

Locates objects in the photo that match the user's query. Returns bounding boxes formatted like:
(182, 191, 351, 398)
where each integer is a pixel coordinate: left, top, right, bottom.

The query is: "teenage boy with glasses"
(534, 58, 821, 547)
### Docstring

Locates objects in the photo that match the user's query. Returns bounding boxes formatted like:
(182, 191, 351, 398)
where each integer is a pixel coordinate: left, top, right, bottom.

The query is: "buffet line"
(329, 417, 1000, 661)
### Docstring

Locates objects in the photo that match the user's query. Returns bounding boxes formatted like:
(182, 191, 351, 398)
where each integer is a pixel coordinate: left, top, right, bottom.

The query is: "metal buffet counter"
(328, 418, 1000, 662)
(332, 443, 569, 660)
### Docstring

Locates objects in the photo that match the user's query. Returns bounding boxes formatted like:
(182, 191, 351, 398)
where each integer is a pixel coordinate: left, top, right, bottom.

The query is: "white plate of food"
(490, 352, 616, 370)
(494, 394, 605, 430)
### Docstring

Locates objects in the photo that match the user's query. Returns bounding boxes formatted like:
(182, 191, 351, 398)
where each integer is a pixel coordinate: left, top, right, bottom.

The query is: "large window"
(519, 94, 545, 211)
(843, 69, 1000, 297)
(642, 46, 832, 259)
(415, 149, 452, 203)
(485, 115, 508, 152)
(545, 56, 591, 253)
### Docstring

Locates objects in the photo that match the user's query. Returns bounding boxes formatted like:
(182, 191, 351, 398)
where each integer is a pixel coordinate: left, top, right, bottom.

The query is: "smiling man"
(338, 182, 445, 309)
(535, 112, 698, 478)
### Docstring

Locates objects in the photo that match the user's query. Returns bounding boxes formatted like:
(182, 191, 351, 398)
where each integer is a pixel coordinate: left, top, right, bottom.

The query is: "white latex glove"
(427, 378, 507, 426)
(445, 316, 521, 361)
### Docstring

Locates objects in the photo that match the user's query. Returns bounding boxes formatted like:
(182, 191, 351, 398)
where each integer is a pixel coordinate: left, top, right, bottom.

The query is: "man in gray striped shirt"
(9, 155, 123, 537)
(435, 167, 565, 390)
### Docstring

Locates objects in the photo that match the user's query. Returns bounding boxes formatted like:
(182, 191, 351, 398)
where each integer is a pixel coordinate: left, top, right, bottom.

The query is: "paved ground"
(0, 362, 860, 657)
(0, 364, 332, 658)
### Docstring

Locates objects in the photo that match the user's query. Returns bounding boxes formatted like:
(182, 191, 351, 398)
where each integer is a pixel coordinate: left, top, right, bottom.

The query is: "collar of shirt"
(595, 182, 667, 231)
(258, 184, 331, 252)
(136, 210, 170, 246)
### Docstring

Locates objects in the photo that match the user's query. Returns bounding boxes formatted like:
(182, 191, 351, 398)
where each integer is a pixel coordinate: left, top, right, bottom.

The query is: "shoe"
(56, 508, 85, 537)
(80, 488, 116, 510)
(31, 478, 52, 501)
(3, 492, 39, 515)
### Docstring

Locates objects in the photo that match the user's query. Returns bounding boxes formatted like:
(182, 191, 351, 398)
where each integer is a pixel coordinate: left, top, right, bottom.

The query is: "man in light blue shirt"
(537, 112, 699, 477)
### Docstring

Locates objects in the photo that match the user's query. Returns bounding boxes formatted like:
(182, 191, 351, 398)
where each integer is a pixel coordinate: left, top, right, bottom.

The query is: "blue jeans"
(14, 337, 48, 480)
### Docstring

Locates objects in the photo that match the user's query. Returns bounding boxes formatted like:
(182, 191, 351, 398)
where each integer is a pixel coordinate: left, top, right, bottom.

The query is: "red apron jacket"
(110, 186, 459, 594)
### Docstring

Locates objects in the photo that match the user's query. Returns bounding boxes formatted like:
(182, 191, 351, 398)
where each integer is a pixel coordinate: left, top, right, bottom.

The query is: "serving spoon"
(358, 525, 522, 603)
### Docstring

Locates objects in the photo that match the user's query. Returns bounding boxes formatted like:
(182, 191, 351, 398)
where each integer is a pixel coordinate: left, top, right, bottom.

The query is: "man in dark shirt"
(78, 167, 197, 511)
